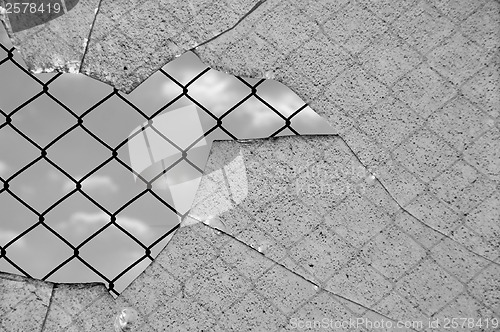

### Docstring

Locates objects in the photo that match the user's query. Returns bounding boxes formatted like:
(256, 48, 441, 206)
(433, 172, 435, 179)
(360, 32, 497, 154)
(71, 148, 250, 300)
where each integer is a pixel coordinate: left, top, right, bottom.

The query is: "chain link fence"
(0, 35, 316, 295)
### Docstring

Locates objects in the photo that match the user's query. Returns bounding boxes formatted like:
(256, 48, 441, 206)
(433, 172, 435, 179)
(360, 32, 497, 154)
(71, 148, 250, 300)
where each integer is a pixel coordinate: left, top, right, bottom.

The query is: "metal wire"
(0, 41, 309, 295)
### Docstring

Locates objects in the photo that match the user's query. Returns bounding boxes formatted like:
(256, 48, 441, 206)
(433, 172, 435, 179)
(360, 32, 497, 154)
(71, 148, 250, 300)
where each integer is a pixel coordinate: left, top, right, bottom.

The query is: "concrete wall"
(0, 0, 499, 330)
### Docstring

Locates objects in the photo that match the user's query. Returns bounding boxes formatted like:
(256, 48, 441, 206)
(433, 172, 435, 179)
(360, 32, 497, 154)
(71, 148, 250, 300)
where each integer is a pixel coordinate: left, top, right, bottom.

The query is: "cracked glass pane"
(0, 24, 335, 295)
(1, 0, 499, 329)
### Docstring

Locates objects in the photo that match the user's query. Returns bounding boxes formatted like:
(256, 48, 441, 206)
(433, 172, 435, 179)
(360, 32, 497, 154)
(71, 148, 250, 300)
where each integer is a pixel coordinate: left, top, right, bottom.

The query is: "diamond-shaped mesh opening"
(185, 68, 252, 117)
(5, 225, 74, 279)
(10, 93, 77, 147)
(76, 159, 148, 213)
(46, 127, 112, 177)
(44, 193, 115, 246)
(78, 223, 146, 281)
(82, 94, 146, 147)
(116, 193, 180, 246)
(8, 159, 69, 213)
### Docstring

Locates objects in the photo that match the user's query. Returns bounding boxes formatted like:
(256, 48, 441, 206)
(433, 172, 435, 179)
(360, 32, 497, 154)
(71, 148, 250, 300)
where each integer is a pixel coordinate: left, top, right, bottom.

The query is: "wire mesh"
(0, 38, 313, 295)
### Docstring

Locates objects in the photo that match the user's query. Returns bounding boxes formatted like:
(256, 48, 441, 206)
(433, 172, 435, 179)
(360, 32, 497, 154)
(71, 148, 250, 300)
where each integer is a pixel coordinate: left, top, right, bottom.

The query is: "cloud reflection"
(62, 175, 119, 193)
(59, 212, 151, 237)
(0, 160, 8, 177)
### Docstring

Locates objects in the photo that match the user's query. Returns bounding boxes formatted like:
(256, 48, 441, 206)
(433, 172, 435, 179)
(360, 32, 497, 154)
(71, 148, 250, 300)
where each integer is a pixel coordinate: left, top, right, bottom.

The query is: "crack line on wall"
(79, 0, 105, 73)
(39, 284, 55, 332)
(196, 220, 421, 332)
(196, 134, 499, 268)
(190, 0, 268, 52)
(336, 133, 500, 267)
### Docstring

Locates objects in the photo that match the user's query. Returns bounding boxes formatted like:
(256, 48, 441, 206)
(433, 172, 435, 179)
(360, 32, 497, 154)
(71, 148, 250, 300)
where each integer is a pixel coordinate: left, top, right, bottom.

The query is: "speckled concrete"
(0, 272, 53, 331)
(0, 0, 100, 72)
(188, 137, 499, 328)
(1, 0, 499, 330)
(2, 0, 265, 90)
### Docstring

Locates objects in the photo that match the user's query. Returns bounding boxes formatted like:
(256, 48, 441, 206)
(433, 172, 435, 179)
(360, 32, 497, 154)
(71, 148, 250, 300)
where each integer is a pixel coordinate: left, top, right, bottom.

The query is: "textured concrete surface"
(1, 0, 265, 90)
(189, 137, 500, 328)
(0, 272, 53, 331)
(1, 0, 499, 330)
(80, 0, 264, 91)
(2, 0, 499, 95)
(0, 0, 100, 73)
